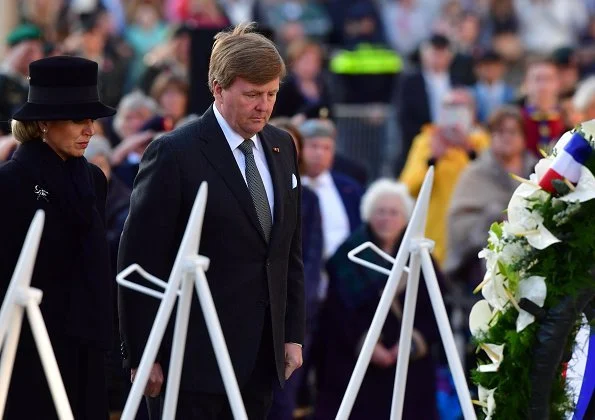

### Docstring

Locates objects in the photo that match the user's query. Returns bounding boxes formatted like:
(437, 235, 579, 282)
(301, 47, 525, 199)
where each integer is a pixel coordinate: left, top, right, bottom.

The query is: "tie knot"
(239, 139, 254, 155)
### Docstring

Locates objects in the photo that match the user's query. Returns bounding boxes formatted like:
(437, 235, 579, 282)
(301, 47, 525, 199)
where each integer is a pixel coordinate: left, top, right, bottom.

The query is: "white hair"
(573, 76, 595, 112)
(113, 90, 158, 138)
(360, 179, 415, 222)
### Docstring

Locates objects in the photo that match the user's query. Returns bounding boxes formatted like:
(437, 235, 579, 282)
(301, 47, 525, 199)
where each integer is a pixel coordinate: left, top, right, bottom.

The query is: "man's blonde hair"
(208, 23, 286, 93)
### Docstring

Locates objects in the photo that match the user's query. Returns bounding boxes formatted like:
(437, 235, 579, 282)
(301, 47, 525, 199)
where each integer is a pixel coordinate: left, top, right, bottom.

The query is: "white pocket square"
(291, 173, 298, 189)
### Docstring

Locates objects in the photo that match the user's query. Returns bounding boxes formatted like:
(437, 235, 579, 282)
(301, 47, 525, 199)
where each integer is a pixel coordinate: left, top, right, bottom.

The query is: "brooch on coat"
(34, 185, 49, 202)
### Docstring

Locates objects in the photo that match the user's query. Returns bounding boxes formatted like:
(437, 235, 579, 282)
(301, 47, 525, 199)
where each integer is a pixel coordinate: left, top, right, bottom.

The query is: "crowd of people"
(1, 0, 595, 419)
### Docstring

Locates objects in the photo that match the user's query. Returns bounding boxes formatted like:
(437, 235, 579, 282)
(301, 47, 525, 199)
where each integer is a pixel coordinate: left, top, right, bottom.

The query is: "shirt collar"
(213, 102, 259, 151)
(302, 170, 332, 188)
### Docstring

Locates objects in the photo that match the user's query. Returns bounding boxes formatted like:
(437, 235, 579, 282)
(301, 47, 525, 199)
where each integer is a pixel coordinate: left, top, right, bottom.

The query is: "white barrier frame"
(118, 182, 248, 420)
(0, 210, 74, 419)
(336, 167, 477, 420)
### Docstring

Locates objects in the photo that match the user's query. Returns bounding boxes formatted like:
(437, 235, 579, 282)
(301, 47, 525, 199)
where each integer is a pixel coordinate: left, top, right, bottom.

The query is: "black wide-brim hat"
(12, 56, 116, 121)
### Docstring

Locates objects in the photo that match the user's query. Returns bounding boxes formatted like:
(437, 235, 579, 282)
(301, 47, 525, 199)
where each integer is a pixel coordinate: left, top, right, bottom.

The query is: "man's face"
(214, 77, 279, 139)
(422, 45, 452, 73)
(476, 61, 506, 84)
(301, 136, 335, 178)
(525, 63, 559, 105)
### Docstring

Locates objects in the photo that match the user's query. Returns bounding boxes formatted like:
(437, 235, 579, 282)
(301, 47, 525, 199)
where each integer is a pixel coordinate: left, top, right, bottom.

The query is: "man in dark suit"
(396, 34, 457, 176)
(118, 23, 305, 419)
(298, 119, 363, 260)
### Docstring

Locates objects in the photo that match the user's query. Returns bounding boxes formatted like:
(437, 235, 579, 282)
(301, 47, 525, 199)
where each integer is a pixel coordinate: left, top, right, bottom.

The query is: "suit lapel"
(198, 106, 267, 242)
(260, 128, 285, 248)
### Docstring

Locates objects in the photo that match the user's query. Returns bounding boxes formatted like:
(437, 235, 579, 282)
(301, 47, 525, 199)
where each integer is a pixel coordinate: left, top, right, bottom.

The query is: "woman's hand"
(110, 131, 155, 166)
(371, 343, 397, 368)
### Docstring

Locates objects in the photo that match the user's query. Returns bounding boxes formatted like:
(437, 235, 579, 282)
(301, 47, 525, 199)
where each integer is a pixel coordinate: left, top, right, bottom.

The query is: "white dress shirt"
(302, 171, 350, 259)
(213, 103, 275, 217)
(423, 71, 451, 123)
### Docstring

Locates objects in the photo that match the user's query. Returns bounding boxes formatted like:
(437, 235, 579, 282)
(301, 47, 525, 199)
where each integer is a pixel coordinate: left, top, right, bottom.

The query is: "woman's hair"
(113, 90, 158, 138)
(286, 39, 323, 68)
(360, 179, 415, 223)
(149, 72, 189, 103)
(11, 120, 42, 143)
(208, 22, 286, 92)
(487, 105, 523, 134)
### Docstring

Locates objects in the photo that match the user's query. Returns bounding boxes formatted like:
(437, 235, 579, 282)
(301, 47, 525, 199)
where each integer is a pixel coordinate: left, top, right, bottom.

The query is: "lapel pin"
(273, 147, 280, 153)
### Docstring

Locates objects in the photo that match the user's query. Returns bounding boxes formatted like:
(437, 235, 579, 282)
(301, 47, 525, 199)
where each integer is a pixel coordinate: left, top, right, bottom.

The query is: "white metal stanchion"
(336, 167, 477, 420)
(118, 182, 248, 420)
(0, 210, 74, 419)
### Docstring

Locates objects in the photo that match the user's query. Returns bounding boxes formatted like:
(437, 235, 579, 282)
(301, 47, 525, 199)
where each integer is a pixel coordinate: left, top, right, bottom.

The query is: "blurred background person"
(138, 23, 191, 95)
(314, 179, 440, 420)
(515, 0, 588, 55)
(300, 118, 363, 262)
(145, 71, 190, 132)
(446, 106, 536, 287)
(397, 34, 457, 176)
(0, 24, 44, 135)
(400, 88, 490, 267)
(519, 56, 564, 156)
(472, 50, 515, 124)
(272, 39, 333, 124)
(380, 0, 434, 62)
(109, 91, 159, 188)
(552, 46, 581, 98)
(124, 0, 169, 91)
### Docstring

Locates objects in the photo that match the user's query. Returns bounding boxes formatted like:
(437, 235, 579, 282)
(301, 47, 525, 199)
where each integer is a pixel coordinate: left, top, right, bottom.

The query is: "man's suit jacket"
(331, 171, 363, 233)
(118, 105, 305, 394)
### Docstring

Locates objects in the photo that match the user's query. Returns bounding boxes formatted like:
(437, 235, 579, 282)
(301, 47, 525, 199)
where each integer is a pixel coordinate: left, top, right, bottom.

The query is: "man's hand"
(131, 362, 164, 398)
(284, 343, 303, 380)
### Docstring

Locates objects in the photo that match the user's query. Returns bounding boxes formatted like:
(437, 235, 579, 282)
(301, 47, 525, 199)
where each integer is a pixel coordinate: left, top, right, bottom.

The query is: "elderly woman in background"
(314, 179, 440, 420)
(446, 106, 537, 286)
(109, 91, 159, 188)
(0, 56, 115, 419)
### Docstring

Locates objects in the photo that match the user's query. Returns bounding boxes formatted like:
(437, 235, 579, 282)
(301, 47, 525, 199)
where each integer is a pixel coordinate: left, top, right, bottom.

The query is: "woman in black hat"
(0, 56, 116, 419)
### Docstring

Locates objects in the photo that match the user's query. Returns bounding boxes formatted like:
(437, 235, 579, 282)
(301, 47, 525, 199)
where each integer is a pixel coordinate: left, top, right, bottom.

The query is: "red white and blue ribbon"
(538, 132, 593, 193)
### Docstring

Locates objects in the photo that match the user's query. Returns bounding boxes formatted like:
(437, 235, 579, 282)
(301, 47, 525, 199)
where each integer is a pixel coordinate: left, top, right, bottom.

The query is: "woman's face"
(160, 86, 187, 121)
(369, 195, 407, 246)
(491, 117, 525, 160)
(42, 119, 95, 160)
(292, 48, 322, 80)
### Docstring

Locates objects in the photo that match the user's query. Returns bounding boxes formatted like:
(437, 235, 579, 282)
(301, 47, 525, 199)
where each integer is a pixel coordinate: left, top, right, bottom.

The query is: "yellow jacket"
(399, 125, 490, 266)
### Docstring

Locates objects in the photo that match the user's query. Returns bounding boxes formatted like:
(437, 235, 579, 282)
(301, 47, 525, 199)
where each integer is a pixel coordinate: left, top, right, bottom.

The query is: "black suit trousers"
(152, 311, 276, 420)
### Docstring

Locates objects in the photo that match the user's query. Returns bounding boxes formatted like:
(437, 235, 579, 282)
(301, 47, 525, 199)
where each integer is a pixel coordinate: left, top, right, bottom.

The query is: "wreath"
(470, 122, 595, 419)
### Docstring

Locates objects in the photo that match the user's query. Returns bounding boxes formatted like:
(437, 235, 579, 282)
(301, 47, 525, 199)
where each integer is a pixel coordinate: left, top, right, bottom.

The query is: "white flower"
(499, 240, 527, 266)
(507, 193, 560, 250)
(478, 343, 505, 373)
(482, 272, 510, 310)
(515, 276, 547, 332)
(558, 166, 595, 203)
(475, 386, 497, 420)
(469, 300, 494, 337)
